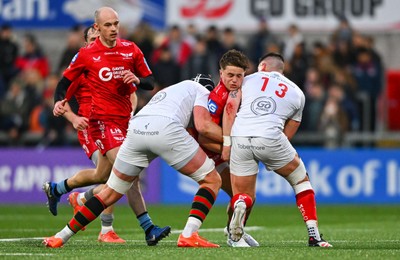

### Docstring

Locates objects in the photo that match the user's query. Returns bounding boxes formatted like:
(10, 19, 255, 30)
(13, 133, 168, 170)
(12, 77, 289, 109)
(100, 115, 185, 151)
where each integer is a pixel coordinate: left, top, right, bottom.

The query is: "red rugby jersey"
(208, 80, 229, 125)
(66, 74, 91, 118)
(63, 38, 152, 120)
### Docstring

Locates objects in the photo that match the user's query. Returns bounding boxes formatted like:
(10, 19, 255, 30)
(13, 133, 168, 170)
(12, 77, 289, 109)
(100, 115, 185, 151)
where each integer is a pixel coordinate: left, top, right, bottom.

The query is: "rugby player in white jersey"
(221, 52, 332, 247)
(44, 74, 224, 248)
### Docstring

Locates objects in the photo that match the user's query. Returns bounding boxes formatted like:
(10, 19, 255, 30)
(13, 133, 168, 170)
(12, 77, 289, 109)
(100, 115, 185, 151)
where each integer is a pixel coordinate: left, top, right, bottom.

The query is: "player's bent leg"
(276, 156, 332, 248)
(46, 155, 112, 216)
(217, 164, 259, 246)
(126, 178, 171, 246)
(42, 181, 61, 216)
(114, 154, 172, 245)
(177, 150, 221, 247)
(98, 204, 125, 243)
(229, 193, 253, 242)
(43, 189, 119, 248)
(68, 192, 86, 231)
(217, 163, 233, 197)
(68, 155, 113, 188)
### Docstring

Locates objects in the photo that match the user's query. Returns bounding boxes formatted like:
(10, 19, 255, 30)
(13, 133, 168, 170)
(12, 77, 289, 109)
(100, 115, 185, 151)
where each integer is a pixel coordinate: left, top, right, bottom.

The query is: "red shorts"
(89, 119, 128, 155)
(77, 129, 98, 159)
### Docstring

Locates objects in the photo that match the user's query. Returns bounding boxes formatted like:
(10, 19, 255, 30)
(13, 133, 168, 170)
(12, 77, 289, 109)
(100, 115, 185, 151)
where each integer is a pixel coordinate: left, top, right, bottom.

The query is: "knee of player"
(285, 159, 314, 194)
(106, 171, 134, 195)
(190, 157, 220, 185)
(207, 170, 222, 188)
(97, 175, 108, 183)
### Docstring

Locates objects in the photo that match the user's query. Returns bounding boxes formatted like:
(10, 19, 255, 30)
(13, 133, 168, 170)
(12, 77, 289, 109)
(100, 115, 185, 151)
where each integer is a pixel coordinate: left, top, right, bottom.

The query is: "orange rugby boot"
(43, 236, 64, 248)
(98, 231, 126, 243)
(177, 232, 220, 248)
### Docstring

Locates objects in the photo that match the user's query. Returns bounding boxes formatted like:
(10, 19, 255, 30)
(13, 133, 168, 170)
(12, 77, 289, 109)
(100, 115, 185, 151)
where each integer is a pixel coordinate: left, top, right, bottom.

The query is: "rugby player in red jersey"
(43, 7, 170, 246)
(191, 50, 259, 247)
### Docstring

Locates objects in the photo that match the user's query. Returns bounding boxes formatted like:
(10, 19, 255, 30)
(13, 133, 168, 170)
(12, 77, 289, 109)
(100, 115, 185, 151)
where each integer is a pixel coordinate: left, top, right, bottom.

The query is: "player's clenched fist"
(122, 70, 140, 85)
(53, 99, 67, 117)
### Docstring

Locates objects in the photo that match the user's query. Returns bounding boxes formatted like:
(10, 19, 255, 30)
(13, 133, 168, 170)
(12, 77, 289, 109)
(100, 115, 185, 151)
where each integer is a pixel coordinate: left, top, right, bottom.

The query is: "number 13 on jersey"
(261, 77, 288, 98)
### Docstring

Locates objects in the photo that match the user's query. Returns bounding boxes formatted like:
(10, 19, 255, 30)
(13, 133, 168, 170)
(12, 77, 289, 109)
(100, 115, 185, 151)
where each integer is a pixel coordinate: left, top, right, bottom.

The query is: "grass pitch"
(0, 204, 399, 259)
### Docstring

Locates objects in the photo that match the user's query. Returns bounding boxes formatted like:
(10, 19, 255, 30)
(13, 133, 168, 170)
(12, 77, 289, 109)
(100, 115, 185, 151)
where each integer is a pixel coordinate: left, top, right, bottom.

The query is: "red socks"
(295, 189, 317, 222)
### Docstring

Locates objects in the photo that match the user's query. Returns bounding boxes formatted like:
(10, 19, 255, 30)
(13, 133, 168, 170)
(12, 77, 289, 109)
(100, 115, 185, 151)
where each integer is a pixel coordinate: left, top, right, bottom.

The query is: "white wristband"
(223, 136, 231, 146)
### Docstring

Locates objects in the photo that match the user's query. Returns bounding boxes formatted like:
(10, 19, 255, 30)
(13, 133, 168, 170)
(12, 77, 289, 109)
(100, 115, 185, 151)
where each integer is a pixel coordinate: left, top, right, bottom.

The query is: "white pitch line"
(0, 237, 44, 242)
(0, 226, 265, 242)
(171, 226, 265, 234)
(0, 253, 54, 256)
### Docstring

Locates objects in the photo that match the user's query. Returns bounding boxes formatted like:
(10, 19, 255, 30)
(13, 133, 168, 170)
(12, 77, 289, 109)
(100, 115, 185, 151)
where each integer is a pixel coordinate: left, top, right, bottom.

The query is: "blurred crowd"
(0, 17, 384, 148)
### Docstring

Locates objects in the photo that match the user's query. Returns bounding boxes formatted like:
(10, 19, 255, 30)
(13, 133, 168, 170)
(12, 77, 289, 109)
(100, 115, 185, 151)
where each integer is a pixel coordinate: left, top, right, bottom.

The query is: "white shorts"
(115, 115, 199, 176)
(230, 135, 296, 176)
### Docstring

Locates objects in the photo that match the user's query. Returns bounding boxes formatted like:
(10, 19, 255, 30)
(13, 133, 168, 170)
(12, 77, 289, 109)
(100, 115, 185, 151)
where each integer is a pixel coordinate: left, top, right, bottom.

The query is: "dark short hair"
(259, 52, 285, 64)
(219, 49, 249, 71)
(83, 25, 95, 42)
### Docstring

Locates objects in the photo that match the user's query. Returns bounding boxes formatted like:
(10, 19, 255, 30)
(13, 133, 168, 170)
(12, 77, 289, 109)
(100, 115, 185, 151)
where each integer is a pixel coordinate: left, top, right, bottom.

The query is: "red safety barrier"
(386, 70, 400, 130)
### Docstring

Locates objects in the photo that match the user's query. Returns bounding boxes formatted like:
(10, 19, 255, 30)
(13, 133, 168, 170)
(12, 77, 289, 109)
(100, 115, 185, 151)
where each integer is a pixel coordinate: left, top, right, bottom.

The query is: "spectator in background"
(318, 94, 349, 148)
(332, 68, 358, 99)
(0, 78, 34, 145)
(28, 73, 61, 137)
(38, 87, 67, 147)
(285, 42, 308, 88)
(308, 40, 337, 87)
(57, 25, 84, 72)
(350, 47, 383, 131)
(332, 40, 353, 69)
(151, 46, 181, 89)
(221, 27, 243, 53)
(364, 35, 384, 78)
(283, 24, 304, 61)
(247, 17, 277, 67)
(327, 82, 360, 132)
(151, 25, 192, 67)
(0, 24, 19, 96)
(205, 25, 224, 77)
(182, 36, 214, 81)
(302, 80, 326, 132)
(22, 68, 46, 97)
(332, 16, 354, 46)
(15, 33, 50, 79)
(129, 21, 155, 62)
(184, 23, 198, 48)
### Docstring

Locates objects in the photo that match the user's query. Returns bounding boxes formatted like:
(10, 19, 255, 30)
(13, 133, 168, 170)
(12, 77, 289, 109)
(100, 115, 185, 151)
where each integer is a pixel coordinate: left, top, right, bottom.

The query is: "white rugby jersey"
(136, 80, 210, 128)
(232, 71, 305, 138)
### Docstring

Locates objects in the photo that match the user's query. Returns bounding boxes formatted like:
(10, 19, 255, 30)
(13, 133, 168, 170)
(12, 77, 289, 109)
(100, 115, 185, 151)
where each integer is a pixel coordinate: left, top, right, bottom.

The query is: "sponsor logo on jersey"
(99, 67, 113, 81)
(104, 52, 117, 55)
(251, 97, 276, 115)
(95, 140, 104, 150)
(110, 128, 122, 135)
(92, 56, 101, 62)
(148, 91, 166, 104)
(71, 53, 78, 64)
(133, 129, 159, 136)
(208, 99, 218, 114)
(121, 42, 132, 46)
(120, 52, 133, 59)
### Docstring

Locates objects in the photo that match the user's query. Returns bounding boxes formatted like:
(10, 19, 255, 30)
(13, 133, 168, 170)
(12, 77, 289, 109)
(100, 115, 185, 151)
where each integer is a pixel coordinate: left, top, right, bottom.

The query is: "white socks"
(55, 225, 75, 243)
(306, 220, 321, 240)
(182, 217, 202, 238)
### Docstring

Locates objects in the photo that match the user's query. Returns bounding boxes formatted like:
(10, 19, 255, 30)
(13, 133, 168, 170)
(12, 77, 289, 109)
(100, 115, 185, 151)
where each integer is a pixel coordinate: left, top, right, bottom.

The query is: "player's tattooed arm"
(229, 90, 238, 99)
